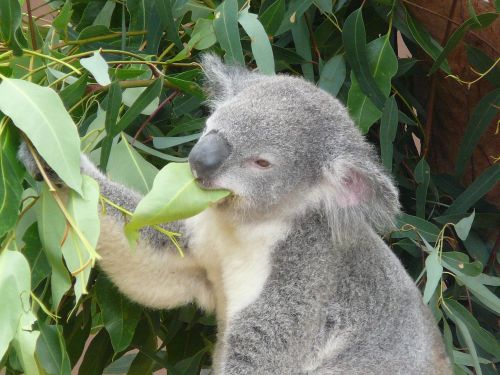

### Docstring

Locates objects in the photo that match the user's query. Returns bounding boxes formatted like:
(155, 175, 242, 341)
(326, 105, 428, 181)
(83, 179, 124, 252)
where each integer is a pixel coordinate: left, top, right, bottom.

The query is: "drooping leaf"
(318, 55, 346, 98)
(36, 183, 72, 310)
(444, 301, 482, 375)
(0, 250, 39, 375)
(36, 322, 72, 375)
(455, 89, 500, 177)
(0, 124, 23, 237)
(423, 251, 442, 304)
(101, 81, 122, 171)
(238, 7, 275, 75)
(291, 15, 314, 81)
(80, 51, 111, 86)
(414, 158, 430, 218)
(125, 163, 231, 241)
(343, 10, 388, 111)
(445, 165, 500, 216)
(379, 96, 398, 172)
(347, 35, 397, 133)
(429, 13, 497, 75)
(0, 78, 82, 194)
(21, 224, 51, 289)
(95, 276, 142, 353)
(61, 175, 100, 302)
(405, 10, 451, 74)
(106, 136, 158, 194)
(213, 0, 244, 65)
(77, 329, 114, 375)
(454, 211, 475, 241)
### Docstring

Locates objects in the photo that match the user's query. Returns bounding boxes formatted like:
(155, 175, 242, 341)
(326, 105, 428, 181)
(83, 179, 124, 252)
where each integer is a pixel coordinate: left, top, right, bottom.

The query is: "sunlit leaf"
(423, 251, 442, 304)
(239, 7, 275, 75)
(125, 163, 230, 241)
(80, 51, 111, 86)
(0, 78, 83, 194)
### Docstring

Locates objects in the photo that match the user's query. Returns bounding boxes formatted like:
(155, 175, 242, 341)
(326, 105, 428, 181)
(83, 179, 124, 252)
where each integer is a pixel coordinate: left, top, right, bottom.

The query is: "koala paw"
(17, 142, 60, 183)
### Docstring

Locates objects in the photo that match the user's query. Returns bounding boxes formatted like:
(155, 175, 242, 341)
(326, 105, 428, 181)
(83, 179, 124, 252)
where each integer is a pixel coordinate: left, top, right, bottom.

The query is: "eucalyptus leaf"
(125, 163, 231, 241)
(379, 96, 398, 172)
(213, 0, 244, 65)
(347, 35, 397, 133)
(0, 78, 83, 194)
(36, 183, 72, 310)
(80, 51, 112, 86)
(423, 251, 442, 304)
(454, 211, 475, 241)
(107, 136, 158, 194)
(318, 55, 346, 98)
(36, 322, 72, 375)
(61, 175, 100, 302)
(0, 125, 23, 237)
(239, 7, 275, 75)
(95, 276, 142, 353)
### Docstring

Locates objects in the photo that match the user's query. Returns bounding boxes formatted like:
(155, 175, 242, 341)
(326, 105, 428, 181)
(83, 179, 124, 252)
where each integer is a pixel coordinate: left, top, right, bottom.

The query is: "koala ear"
(200, 53, 259, 108)
(322, 157, 400, 238)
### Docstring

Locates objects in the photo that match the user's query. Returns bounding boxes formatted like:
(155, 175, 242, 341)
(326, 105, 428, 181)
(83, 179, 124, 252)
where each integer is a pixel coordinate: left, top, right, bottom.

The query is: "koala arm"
(18, 143, 215, 311)
(78, 155, 215, 311)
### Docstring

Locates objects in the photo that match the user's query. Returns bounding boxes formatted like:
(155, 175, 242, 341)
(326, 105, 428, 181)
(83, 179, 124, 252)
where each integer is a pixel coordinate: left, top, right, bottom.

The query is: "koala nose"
(188, 132, 231, 180)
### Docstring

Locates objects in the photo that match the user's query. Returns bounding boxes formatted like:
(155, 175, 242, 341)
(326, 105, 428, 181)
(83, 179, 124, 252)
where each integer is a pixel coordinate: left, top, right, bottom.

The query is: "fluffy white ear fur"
(200, 53, 261, 109)
(322, 158, 400, 240)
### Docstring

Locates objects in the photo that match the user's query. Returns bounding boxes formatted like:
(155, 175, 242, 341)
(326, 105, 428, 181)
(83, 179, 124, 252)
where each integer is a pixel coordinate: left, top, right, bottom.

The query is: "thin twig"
(25, 0, 38, 50)
(133, 91, 179, 141)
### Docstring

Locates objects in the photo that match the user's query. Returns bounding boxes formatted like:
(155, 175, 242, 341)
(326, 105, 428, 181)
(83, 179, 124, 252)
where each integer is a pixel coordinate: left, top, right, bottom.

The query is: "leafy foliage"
(0, 1, 498, 374)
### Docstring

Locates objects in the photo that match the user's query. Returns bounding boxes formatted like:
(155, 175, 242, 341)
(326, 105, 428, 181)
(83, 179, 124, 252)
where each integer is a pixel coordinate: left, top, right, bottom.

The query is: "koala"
(20, 54, 451, 374)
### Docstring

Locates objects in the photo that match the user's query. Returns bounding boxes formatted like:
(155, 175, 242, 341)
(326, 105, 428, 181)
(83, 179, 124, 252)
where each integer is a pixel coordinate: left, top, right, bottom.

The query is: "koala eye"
(254, 159, 271, 168)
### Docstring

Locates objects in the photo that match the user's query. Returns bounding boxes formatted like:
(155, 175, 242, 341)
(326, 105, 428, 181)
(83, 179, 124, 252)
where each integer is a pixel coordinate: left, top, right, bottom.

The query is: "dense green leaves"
(95, 277, 142, 353)
(0, 0, 26, 54)
(455, 89, 500, 177)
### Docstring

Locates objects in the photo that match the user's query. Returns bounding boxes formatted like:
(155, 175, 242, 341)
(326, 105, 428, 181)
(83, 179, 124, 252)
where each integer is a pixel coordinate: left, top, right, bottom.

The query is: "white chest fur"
(185, 209, 289, 320)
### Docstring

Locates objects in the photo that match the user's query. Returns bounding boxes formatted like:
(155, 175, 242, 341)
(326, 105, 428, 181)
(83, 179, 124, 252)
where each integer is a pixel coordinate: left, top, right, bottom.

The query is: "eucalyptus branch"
(22, 136, 101, 261)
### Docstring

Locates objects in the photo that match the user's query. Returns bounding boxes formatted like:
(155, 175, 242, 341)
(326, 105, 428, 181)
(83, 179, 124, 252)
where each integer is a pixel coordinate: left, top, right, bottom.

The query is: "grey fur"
(19, 55, 451, 374)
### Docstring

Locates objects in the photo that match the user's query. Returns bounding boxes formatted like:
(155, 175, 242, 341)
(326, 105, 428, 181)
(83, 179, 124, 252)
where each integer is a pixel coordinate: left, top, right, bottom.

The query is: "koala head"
(189, 54, 400, 236)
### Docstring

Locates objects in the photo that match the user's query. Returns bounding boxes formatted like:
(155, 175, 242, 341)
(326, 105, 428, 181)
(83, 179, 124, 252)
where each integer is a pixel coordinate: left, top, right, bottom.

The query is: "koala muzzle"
(188, 132, 231, 180)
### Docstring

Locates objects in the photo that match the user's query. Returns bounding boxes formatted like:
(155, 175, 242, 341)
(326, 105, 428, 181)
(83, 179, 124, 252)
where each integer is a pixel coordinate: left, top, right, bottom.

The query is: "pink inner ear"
(336, 170, 367, 207)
